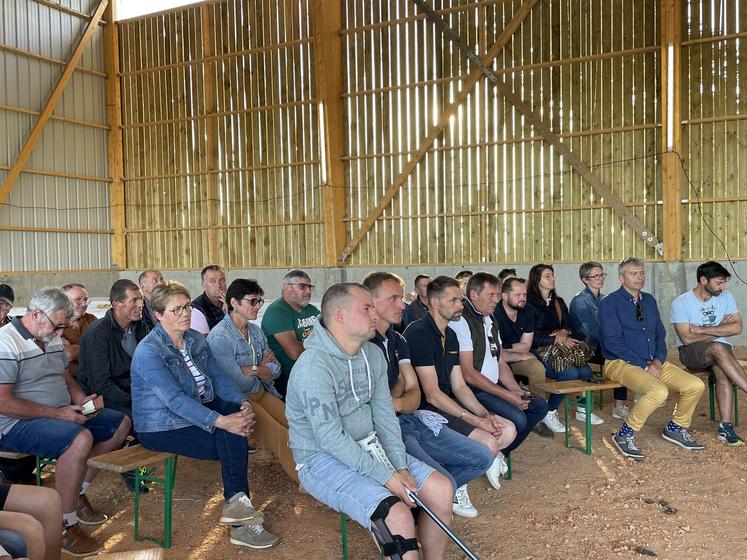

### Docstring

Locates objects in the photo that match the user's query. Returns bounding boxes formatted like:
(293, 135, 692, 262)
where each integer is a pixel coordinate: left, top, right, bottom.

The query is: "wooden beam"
(31, 0, 108, 25)
(0, 102, 109, 130)
(0, 43, 107, 78)
(201, 4, 219, 263)
(340, 0, 538, 261)
(311, 0, 347, 266)
(0, 0, 109, 208)
(104, 1, 126, 269)
(661, 0, 683, 261)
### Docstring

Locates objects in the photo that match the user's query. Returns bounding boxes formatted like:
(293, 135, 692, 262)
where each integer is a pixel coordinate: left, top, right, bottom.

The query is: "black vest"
(192, 292, 225, 330)
(461, 298, 501, 372)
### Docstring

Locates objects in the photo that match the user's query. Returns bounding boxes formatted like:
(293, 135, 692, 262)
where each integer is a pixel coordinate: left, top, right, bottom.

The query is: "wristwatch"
(251, 365, 258, 372)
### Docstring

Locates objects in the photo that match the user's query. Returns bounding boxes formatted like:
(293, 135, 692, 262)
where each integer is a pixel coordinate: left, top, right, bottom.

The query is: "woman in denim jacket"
(130, 281, 278, 549)
(207, 279, 297, 482)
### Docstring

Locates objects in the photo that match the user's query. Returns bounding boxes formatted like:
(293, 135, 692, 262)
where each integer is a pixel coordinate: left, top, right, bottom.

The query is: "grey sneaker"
(230, 523, 279, 549)
(661, 427, 704, 450)
(221, 492, 265, 524)
(612, 433, 644, 460)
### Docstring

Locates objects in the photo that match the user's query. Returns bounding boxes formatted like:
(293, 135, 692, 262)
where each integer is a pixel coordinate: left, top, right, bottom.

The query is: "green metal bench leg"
(341, 512, 348, 560)
(35, 456, 57, 486)
(563, 399, 570, 449)
(584, 390, 593, 455)
(708, 375, 716, 421)
(504, 454, 512, 480)
(733, 383, 739, 427)
(134, 456, 178, 548)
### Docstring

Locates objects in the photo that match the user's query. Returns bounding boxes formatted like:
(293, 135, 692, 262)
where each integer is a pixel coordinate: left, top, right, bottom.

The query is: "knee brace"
(370, 496, 419, 559)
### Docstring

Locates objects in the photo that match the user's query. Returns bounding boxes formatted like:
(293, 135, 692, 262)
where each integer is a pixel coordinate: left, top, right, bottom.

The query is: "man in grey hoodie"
(286, 283, 453, 559)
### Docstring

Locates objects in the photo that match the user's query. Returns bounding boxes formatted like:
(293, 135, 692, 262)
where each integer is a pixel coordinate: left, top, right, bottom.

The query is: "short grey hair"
(579, 261, 603, 280)
(283, 269, 311, 285)
(27, 287, 74, 319)
(618, 256, 645, 276)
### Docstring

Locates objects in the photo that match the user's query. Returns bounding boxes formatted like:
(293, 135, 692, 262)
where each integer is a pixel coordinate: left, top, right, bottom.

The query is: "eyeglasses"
(586, 273, 607, 280)
(289, 283, 314, 291)
(167, 303, 193, 316)
(0, 301, 11, 310)
(242, 297, 265, 307)
(635, 300, 644, 322)
(73, 297, 90, 305)
(39, 309, 68, 331)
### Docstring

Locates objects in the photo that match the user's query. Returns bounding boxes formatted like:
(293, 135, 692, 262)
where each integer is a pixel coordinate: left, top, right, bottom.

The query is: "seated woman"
(207, 279, 296, 482)
(0, 483, 61, 560)
(526, 264, 603, 433)
(570, 261, 629, 421)
(130, 281, 279, 549)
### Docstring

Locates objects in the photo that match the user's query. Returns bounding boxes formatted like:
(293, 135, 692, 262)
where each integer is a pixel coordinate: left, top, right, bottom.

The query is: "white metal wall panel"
(0, 0, 111, 271)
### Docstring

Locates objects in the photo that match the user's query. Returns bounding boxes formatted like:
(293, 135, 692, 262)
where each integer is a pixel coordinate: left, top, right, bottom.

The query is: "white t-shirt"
(449, 316, 500, 384)
(670, 289, 739, 347)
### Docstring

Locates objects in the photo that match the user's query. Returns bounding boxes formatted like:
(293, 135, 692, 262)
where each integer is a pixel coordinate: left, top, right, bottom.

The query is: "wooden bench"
(0, 451, 57, 486)
(536, 379, 623, 455)
(87, 444, 178, 548)
(84, 548, 163, 560)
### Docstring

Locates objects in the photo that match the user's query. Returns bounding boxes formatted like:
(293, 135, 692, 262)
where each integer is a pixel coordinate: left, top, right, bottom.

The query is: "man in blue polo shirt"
(363, 272, 494, 519)
(404, 276, 516, 490)
(600, 257, 705, 460)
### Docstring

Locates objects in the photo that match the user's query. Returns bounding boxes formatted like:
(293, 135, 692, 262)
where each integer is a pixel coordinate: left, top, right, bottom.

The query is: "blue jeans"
(297, 452, 434, 530)
(0, 409, 127, 459)
(544, 363, 593, 411)
(399, 414, 493, 490)
(0, 529, 27, 558)
(473, 389, 549, 454)
(138, 399, 249, 500)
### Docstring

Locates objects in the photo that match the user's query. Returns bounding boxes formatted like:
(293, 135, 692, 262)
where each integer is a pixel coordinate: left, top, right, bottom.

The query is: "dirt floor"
(71, 354, 747, 560)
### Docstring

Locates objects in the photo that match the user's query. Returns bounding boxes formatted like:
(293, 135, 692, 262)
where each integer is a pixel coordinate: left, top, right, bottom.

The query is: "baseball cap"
(0, 284, 15, 305)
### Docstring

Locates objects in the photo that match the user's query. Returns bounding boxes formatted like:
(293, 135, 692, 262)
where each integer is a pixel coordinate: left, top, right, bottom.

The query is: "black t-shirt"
(403, 313, 460, 409)
(370, 326, 411, 390)
(493, 303, 535, 348)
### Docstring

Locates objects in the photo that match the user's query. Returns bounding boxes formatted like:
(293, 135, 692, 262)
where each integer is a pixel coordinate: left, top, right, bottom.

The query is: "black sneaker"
(661, 427, 704, 450)
(612, 433, 645, 460)
(717, 423, 744, 447)
(248, 443, 258, 454)
(533, 422, 555, 439)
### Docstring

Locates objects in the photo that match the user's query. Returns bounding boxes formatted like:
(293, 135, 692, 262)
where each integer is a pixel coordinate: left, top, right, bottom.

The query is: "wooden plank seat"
(87, 444, 178, 549)
(0, 451, 29, 460)
(84, 548, 164, 560)
(536, 379, 623, 455)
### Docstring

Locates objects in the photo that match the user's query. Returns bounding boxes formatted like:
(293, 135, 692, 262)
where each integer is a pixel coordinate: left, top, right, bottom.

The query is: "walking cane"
(406, 489, 480, 560)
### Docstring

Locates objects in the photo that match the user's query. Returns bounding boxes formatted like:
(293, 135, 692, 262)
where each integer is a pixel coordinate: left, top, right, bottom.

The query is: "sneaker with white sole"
(717, 422, 745, 447)
(230, 523, 279, 549)
(612, 433, 645, 460)
(612, 403, 630, 420)
(661, 427, 704, 450)
(575, 408, 604, 425)
(485, 456, 502, 490)
(452, 485, 478, 518)
(541, 410, 566, 433)
(221, 492, 265, 524)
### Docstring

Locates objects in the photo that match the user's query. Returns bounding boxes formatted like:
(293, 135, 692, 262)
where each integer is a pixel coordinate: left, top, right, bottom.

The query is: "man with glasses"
(450, 273, 548, 461)
(192, 264, 228, 331)
(0, 285, 14, 328)
(671, 260, 746, 446)
(60, 283, 98, 377)
(570, 262, 629, 420)
(600, 257, 705, 460)
(0, 287, 131, 557)
(261, 269, 320, 396)
(78, 280, 149, 419)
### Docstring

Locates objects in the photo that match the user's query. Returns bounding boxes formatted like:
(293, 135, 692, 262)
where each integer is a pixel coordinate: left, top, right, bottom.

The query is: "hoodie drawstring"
(349, 347, 373, 404)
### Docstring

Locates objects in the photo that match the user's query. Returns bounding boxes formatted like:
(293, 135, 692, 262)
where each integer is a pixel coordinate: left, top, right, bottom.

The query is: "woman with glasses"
(526, 264, 603, 433)
(130, 281, 279, 549)
(570, 262, 629, 421)
(207, 280, 296, 482)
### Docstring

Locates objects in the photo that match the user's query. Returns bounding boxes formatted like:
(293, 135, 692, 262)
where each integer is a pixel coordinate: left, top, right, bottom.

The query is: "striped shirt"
(179, 348, 206, 397)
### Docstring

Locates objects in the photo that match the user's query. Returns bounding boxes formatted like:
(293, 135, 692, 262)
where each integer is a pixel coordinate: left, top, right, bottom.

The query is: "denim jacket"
(130, 324, 245, 433)
(207, 315, 282, 397)
(569, 287, 604, 350)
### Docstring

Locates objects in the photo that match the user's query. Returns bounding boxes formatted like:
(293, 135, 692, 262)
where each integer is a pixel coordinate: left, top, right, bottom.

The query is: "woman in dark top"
(526, 264, 603, 433)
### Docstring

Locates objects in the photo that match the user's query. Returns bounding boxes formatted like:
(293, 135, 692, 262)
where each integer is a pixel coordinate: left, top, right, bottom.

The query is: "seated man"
(601, 257, 705, 460)
(0, 288, 131, 556)
(192, 264, 228, 331)
(286, 283, 453, 559)
(78, 279, 149, 418)
(404, 276, 517, 490)
(60, 283, 98, 377)
(570, 261, 629, 420)
(451, 273, 549, 457)
(455, 270, 473, 297)
(138, 269, 164, 330)
(402, 275, 430, 327)
(671, 260, 746, 446)
(494, 277, 554, 437)
(261, 269, 320, 396)
(363, 272, 494, 519)
(0, 285, 14, 328)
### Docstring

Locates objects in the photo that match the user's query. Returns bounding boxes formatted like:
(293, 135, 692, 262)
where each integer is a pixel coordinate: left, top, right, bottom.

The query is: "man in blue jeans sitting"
(363, 272, 494, 519)
(450, 273, 549, 459)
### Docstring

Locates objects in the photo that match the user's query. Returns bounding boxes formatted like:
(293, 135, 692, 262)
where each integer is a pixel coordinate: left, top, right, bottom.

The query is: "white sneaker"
(485, 456, 502, 490)
(542, 410, 566, 433)
(452, 485, 478, 518)
(575, 408, 604, 425)
(612, 403, 630, 420)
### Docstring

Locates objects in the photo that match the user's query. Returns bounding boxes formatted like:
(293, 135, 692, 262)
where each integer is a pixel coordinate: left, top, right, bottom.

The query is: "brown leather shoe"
(62, 524, 103, 557)
(76, 494, 108, 525)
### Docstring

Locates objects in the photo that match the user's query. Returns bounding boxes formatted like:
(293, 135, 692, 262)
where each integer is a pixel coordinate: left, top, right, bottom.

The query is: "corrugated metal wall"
(0, 0, 111, 272)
